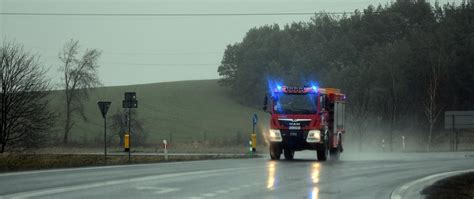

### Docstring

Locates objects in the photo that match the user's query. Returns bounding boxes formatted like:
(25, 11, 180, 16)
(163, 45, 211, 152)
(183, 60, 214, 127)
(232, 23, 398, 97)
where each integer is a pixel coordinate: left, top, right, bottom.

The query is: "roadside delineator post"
(163, 139, 168, 161)
(381, 139, 385, 152)
(402, 136, 406, 152)
(249, 140, 253, 157)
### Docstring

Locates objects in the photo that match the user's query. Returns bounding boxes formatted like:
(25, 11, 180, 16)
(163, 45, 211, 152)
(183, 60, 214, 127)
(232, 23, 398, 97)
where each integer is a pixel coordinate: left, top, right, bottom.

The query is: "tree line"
(218, 0, 473, 150)
(0, 39, 143, 153)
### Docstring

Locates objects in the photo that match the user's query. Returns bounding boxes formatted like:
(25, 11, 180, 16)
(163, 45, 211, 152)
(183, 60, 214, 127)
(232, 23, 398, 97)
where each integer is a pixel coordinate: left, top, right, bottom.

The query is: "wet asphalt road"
(1, 151, 474, 199)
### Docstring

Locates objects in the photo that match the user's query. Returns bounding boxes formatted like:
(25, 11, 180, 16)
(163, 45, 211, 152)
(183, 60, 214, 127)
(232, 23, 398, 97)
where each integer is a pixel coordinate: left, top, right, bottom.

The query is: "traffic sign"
(124, 92, 136, 101)
(122, 100, 138, 108)
(97, 101, 111, 119)
(97, 101, 111, 165)
(252, 113, 258, 125)
(122, 92, 138, 108)
(445, 111, 474, 129)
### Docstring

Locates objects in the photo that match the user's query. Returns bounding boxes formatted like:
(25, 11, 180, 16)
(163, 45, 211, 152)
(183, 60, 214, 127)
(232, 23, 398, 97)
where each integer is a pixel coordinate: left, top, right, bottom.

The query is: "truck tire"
(317, 147, 328, 161)
(330, 135, 342, 161)
(317, 132, 330, 161)
(269, 143, 281, 160)
(329, 148, 339, 161)
(284, 149, 294, 160)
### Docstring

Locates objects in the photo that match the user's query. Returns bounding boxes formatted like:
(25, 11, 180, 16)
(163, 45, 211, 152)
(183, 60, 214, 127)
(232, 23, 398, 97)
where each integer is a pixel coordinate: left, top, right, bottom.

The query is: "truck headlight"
(306, 130, 321, 143)
(269, 129, 282, 142)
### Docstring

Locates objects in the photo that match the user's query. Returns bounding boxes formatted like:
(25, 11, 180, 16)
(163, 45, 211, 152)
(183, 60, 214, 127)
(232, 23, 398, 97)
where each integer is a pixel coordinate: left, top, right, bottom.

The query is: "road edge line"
(0, 157, 237, 177)
(0, 166, 263, 199)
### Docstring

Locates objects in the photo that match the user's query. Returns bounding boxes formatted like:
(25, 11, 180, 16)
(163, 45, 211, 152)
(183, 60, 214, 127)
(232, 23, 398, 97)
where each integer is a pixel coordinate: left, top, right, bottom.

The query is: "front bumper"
(271, 130, 324, 151)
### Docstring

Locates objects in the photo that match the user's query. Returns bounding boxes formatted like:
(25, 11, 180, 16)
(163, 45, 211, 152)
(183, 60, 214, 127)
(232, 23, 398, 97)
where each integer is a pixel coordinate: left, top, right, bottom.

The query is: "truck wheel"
(269, 143, 281, 160)
(329, 148, 339, 161)
(317, 133, 330, 161)
(330, 135, 342, 161)
(317, 148, 328, 161)
(284, 149, 294, 160)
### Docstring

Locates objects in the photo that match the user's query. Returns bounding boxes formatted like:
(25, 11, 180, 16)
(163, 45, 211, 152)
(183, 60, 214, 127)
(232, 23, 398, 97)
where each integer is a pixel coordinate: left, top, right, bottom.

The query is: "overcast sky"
(0, 0, 462, 86)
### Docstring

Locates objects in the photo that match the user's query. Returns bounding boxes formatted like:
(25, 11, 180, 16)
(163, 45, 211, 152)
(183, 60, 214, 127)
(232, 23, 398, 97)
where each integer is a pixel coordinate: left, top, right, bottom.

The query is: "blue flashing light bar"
(309, 81, 319, 93)
(267, 79, 320, 94)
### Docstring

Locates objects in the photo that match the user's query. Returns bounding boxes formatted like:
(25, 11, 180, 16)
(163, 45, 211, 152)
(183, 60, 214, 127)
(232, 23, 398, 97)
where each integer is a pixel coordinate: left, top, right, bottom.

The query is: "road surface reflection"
(266, 161, 320, 199)
(267, 161, 277, 190)
(310, 163, 321, 199)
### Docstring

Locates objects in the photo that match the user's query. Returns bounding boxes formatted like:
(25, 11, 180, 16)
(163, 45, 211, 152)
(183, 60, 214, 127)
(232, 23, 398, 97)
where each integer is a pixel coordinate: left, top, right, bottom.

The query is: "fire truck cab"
(263, 85, 346, 161)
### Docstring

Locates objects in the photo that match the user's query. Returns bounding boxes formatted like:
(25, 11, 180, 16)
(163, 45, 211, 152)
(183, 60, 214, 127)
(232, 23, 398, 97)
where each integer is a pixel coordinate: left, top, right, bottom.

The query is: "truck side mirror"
(320, 95, 326, 109)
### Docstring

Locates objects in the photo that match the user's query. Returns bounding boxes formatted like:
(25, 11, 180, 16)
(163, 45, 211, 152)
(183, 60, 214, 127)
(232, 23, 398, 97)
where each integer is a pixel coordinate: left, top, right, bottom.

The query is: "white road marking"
(228, 187, 240, 191)
(188, 197, 203, 199)
(0, 166, 261, 199)
(0, 158, 234, 177)
(215, 190, 229, 194)
(155, 188, 179, 194)
(0, 153, 252, 177)
(135, 186, 179, 194)
(202, 193, 216, 197)
(390, 169, 474, 199)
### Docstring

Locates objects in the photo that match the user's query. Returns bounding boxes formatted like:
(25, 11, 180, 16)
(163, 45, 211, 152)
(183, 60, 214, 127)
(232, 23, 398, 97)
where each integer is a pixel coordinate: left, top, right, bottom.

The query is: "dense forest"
(218, 0, 473, 151)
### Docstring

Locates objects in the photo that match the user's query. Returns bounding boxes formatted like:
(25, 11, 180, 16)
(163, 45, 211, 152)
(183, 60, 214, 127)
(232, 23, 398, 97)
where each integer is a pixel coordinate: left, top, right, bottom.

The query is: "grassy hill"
(49, 80, 266, 146)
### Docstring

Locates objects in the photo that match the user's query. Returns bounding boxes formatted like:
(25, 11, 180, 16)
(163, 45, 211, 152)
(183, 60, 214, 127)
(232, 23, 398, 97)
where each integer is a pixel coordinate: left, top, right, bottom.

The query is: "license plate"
(290, 132, 298, 136)
(289, 126, 301, 130)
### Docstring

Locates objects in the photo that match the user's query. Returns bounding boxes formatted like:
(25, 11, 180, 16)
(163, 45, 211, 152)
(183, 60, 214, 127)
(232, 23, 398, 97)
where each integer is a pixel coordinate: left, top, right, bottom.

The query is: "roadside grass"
(421, 172, 474, 199)
(38, 143, 256, 154)
(48, 79, 267, 146)
(0, 153, 256, 173)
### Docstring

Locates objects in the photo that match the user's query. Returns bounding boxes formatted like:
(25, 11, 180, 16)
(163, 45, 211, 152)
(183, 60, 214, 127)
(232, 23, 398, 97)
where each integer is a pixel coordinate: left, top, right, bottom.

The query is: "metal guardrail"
(444, 111, 474, 151)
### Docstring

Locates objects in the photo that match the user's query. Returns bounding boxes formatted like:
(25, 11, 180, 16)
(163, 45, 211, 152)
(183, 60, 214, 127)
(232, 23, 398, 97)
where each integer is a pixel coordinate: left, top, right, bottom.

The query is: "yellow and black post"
(251, 113, 258, 152)
(251, 133, 257, 152)
(124, 133, 130, 152)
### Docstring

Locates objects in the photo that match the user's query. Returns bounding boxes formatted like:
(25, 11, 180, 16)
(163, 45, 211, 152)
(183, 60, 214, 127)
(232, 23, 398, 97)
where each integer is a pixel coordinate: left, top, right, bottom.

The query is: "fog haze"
(0, 0, 461, 86)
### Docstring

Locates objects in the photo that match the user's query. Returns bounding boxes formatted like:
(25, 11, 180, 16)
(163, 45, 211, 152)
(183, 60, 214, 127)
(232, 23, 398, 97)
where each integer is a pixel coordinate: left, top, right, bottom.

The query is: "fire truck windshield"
(274, 94, 318, 114)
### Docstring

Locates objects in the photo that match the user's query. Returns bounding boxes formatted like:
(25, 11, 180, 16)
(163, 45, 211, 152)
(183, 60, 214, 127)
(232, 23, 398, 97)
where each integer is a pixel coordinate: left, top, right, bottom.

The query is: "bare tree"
(109, 109, 145, 146)
(59, 39, 101, 144)
(348, 84, 373, 152)
(343, 62, 374, 152)
(373, 41, 411, 152)
(0, 42, 55, 153)
(424, 45, 447, 152)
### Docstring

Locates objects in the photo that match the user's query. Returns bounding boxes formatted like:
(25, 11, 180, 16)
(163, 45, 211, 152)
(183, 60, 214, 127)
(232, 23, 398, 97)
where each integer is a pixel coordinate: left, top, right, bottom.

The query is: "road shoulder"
(390, 169, 474, 199)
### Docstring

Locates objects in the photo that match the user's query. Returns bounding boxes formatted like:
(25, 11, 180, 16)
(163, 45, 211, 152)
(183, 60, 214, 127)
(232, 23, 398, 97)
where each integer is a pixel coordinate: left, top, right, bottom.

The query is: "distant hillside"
(49, 80, 266, 145)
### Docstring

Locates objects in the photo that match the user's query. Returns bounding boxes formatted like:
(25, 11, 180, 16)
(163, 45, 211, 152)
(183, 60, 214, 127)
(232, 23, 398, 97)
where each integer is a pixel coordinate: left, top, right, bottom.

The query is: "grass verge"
(0, 153, 256, 173)
(47, 79, 266, 145)
(421, 172, 474, 199)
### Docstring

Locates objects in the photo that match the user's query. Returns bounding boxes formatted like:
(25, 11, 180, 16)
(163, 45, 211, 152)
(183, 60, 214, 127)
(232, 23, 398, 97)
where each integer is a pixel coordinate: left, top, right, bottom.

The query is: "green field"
(49, 80, 266, 146)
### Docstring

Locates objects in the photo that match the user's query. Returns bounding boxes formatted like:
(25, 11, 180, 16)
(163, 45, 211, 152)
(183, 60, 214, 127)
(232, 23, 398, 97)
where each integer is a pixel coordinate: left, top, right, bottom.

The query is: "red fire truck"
(263, 85, 346, 161)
